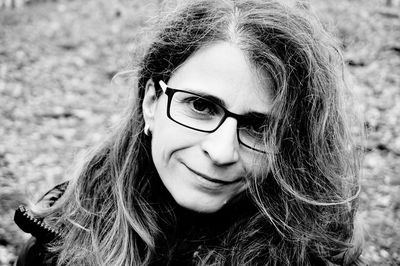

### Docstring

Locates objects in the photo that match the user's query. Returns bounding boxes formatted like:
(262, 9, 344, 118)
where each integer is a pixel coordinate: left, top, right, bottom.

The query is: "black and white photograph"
(0, 0, 399, 265)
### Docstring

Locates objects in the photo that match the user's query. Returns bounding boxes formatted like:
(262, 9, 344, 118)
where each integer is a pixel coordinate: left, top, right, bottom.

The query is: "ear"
(142, 79, 158, 129)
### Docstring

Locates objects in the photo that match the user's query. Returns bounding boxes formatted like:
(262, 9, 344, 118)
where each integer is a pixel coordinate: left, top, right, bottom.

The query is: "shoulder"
(14, 181, 68, 266)
(14, 237, 58, 266)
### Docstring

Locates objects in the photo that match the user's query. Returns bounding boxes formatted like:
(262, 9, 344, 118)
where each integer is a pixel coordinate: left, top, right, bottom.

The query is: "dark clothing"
(149, 199, 256, 265)
(15, 237, 57, 266)
(14, 182, 256, 266)
(14, 182, 67, 266)
(14, 183, 363, 266)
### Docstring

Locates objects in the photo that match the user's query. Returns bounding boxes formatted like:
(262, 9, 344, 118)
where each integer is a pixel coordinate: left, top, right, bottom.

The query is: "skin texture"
(143, 42, 273, 213)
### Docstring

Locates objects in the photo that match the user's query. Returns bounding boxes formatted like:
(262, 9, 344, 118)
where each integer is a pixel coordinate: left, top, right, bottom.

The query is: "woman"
(15, 0, 364, 265)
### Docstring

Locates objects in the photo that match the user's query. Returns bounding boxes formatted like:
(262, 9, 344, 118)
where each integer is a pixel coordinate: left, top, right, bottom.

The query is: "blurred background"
(0, 0, 399, 265)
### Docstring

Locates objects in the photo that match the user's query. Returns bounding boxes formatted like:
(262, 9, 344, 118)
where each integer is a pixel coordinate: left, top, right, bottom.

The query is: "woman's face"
(143, 42, 273, 213)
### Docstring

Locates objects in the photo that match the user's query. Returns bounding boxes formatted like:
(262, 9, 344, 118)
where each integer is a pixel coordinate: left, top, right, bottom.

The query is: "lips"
(184, 164, 242, 185)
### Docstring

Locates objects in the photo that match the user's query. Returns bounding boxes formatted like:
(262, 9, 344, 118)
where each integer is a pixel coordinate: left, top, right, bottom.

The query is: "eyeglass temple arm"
(159, 80, 168, 93)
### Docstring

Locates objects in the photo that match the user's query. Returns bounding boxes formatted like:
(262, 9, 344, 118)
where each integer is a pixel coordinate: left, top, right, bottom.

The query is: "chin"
(174, 197, 226, 213)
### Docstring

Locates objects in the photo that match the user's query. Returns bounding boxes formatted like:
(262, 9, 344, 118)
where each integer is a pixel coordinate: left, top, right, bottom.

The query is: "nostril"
(199, 117, 240, 164)
(200, 137, 240, 166)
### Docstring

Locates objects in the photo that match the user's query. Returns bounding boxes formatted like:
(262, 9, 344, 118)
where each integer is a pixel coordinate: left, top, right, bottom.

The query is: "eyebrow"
(184, 88, 270, 119)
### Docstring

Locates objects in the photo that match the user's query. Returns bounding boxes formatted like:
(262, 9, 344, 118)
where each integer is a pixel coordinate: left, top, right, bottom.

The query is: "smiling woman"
(14, 0, 365, 265)
(143, 42, 273, 213)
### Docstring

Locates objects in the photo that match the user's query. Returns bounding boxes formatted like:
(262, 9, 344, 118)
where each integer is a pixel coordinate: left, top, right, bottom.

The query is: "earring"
(144, 124, 151, 136)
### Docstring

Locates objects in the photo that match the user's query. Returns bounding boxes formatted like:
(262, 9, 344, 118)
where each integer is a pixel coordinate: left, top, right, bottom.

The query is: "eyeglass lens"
(169, 90, 266, 152)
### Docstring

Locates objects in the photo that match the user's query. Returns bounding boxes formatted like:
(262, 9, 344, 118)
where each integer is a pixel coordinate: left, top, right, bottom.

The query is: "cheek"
(243, 154, 268, 182)
(233, 151, 264, 185)
(150, 106, 200, 168)
(151, 114, 174, 168)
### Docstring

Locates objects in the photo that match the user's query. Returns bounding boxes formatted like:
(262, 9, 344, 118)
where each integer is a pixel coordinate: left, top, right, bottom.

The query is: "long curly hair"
(35, 0, 364, 265)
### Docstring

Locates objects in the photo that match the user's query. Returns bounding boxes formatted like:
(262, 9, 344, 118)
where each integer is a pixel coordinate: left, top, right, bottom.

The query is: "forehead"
(167, 42, 273, 114)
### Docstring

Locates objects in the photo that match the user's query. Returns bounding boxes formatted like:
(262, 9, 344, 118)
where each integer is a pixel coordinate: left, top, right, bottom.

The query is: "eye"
(251, 121, 266, 134)
(186, 97, 219, 115)
(248, 118, 266, 133)
(246, 126, 265, 138)
(192, 98, 212, 112)
(239, 117, 267, 139)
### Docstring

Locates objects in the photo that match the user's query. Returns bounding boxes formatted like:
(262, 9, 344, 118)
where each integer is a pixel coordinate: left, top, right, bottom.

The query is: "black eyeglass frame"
(157, 80, 266, 153)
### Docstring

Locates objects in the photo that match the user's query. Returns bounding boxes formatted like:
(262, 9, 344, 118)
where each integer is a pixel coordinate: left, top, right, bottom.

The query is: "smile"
(184, 164, 242, 185)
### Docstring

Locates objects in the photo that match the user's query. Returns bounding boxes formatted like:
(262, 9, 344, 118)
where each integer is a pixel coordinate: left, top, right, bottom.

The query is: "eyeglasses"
(157, 80, 268, 153)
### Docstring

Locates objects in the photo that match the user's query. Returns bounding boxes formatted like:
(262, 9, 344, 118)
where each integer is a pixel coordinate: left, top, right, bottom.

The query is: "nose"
(200, 117, 240, 165)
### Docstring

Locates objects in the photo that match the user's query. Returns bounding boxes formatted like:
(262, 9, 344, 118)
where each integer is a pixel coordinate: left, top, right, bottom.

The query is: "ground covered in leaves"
(0, 0, 399, 265)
